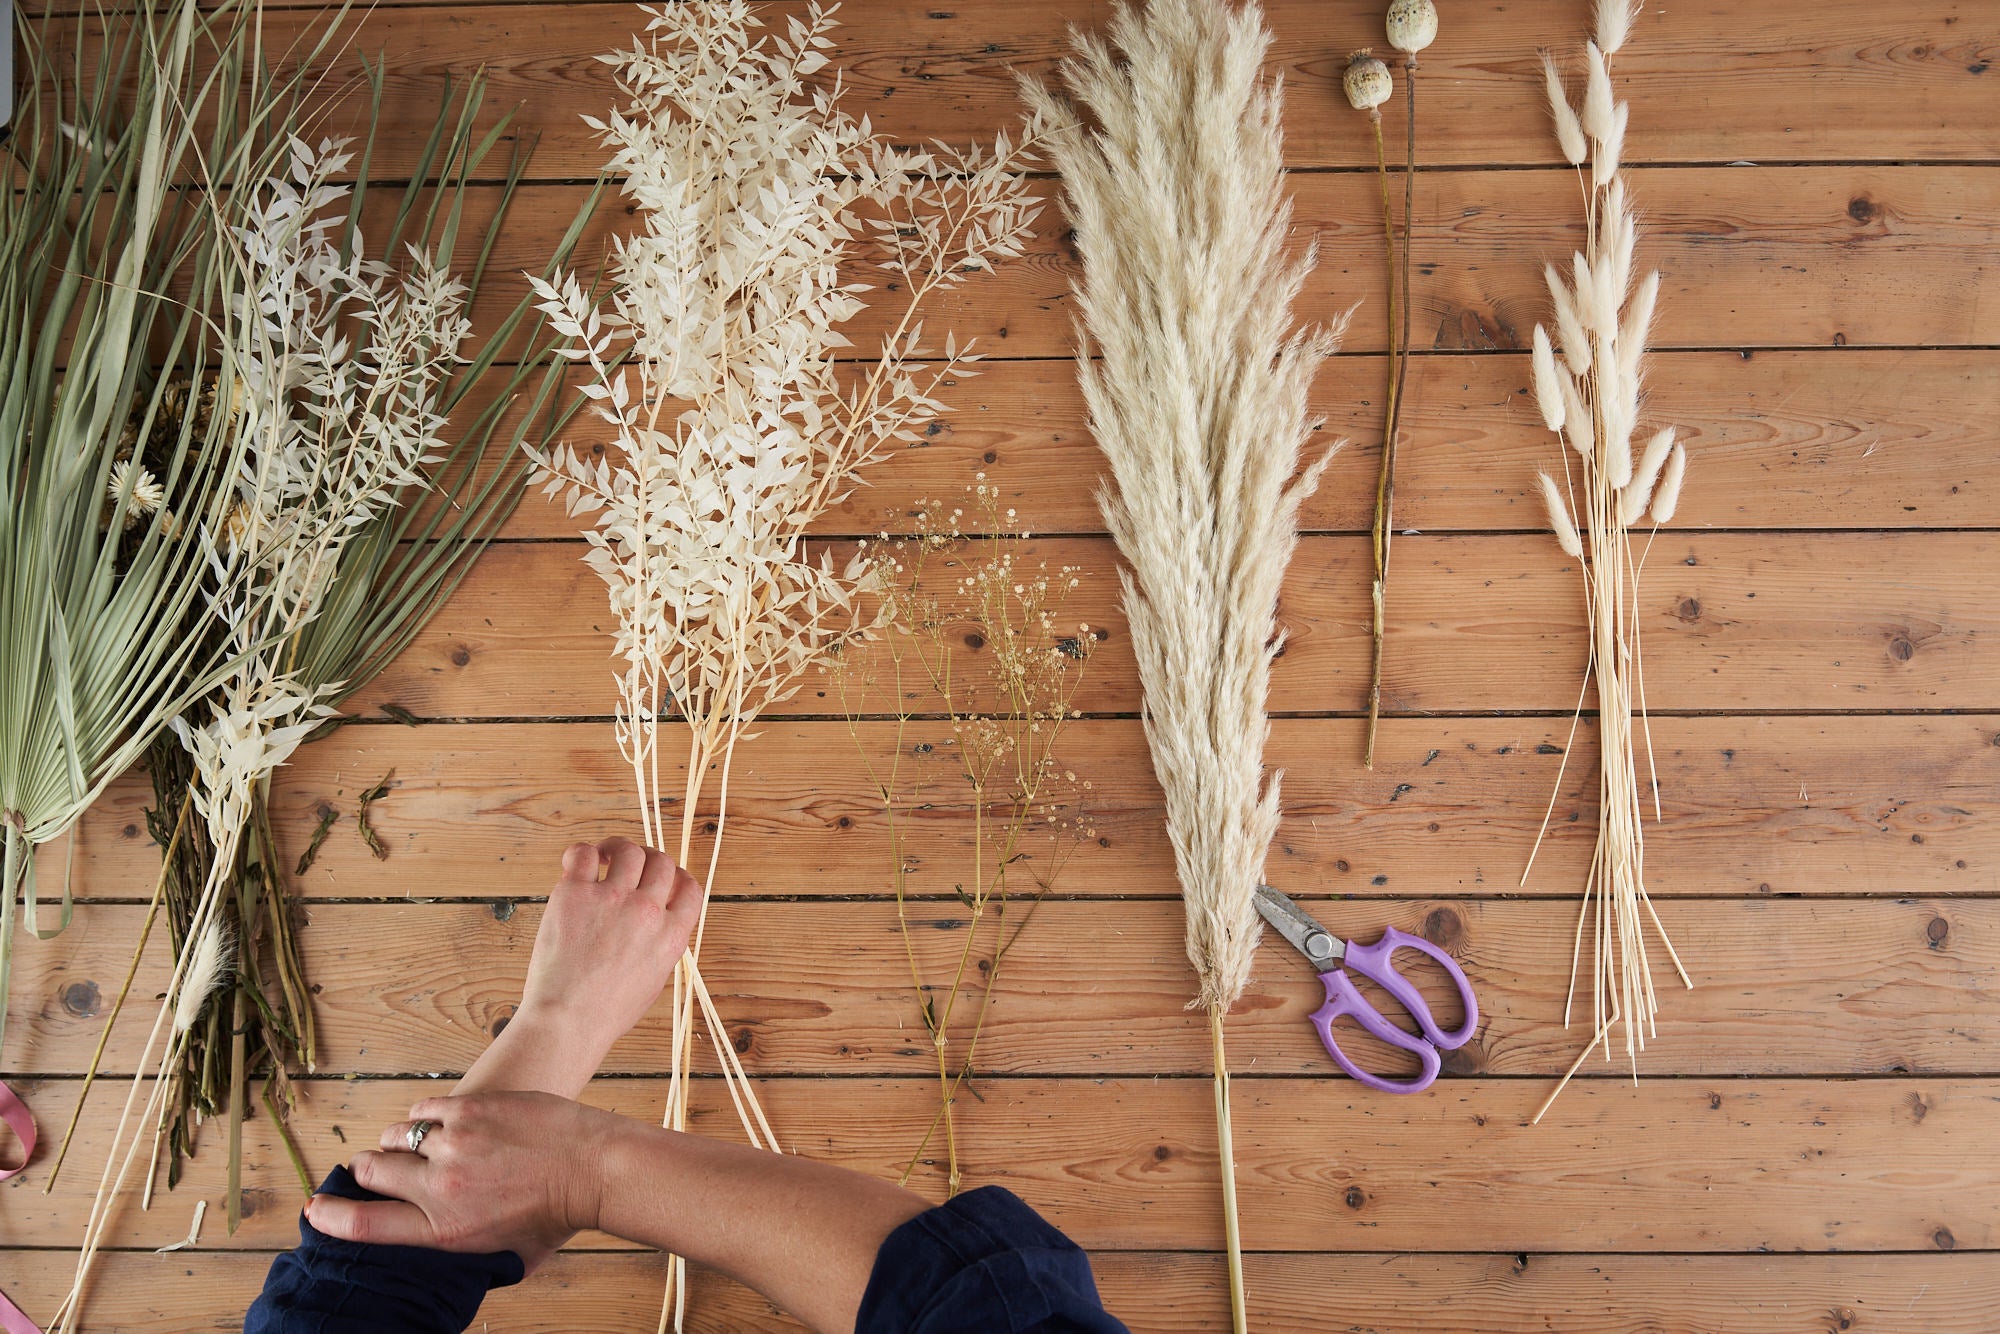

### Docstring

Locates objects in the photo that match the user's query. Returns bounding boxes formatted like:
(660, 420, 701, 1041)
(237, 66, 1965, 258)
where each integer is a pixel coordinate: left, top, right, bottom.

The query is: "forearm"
(454, 1009, 607, 1101)
(593, 1120, 929, 1334)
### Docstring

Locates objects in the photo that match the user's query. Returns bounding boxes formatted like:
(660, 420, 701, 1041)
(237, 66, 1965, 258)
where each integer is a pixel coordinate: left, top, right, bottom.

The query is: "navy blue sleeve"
(244, 1166, 525, 1334)
(856, 1186, 1128, 1334)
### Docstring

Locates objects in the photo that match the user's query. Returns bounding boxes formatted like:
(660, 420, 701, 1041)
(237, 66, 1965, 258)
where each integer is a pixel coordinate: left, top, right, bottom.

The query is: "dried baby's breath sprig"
(1525, 0, 1695, 1127)
(1022, 3, 1339, 1326)
(526, 5, 1041, 1326)
(839, 490, 1094, 1199)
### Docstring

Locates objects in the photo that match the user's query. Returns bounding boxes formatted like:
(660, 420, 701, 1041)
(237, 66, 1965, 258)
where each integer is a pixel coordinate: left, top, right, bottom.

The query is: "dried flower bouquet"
(1524, 0, 1694, 1122)
(53, 61, 595, 1329)
(525, 3, 1041, 1325)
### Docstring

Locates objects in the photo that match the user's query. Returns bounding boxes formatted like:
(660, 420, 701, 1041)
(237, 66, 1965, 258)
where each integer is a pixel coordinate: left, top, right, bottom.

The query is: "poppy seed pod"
(1385, 0, 1438, 56)
(1344, 50, 1393, 112)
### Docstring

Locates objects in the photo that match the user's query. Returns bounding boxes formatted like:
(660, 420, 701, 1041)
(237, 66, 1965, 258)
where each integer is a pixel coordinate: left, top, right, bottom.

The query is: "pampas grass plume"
(1540, 51, 1587, 166)
(1539, 473, 1584, 559)
(173, 922, 232, 1036)
(1531, 325, 1567, 433)
(1650, 442, 1688, 524)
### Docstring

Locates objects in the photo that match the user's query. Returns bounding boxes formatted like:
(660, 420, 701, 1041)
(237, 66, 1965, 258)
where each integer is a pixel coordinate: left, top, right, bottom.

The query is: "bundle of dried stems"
(840, 490, 1095, 1197)
(1022, 2, 1340, 1326)
(44, 64, 592, 1238)
(525, 3, 1040, 1325)
(52, 54, 592, 1332)
(1523, 0, 1693, 1122)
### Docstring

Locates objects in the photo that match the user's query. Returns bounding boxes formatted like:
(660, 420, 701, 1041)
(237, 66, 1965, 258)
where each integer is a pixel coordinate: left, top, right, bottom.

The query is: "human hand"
(516, 837, 704, 1059)
(307, 1091, 629, 1273)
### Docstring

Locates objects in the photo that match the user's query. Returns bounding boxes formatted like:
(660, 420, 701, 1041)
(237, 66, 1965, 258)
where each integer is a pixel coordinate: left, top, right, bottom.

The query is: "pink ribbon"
(0, 1080, 46, 1334)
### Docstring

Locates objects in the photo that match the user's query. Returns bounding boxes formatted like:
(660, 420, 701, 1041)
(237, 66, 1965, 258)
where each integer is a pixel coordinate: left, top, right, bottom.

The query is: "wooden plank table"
(6, 1, 1998, 1329)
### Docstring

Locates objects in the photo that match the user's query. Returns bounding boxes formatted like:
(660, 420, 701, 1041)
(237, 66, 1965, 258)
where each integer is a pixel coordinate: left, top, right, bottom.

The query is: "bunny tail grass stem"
(1363, 108, 1401, 771)
(1210, 1004, 1248, 1334)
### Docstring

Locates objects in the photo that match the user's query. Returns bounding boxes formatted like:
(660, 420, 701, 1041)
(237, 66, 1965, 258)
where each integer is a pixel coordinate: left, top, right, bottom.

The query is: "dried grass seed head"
(1540, 50, 1587, 166)
(1596, 0, 1641, 56)
(1531, 325, 1567, 433)
(1650, 441, 1688, 524)
(1621, 425, 1676, 523)
(173, 920, 234, 1035)
(1582, 40, 1614, 143)
(1546, 263, 1593, 376)
(1538, 472, 1584, 559)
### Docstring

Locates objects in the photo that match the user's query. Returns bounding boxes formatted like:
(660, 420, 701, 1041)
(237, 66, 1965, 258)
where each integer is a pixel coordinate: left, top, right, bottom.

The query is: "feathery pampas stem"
(1022, 2, 1341, 1325)
(526, 4, 1041, 1326)
(1525, 0, 1694, 1125)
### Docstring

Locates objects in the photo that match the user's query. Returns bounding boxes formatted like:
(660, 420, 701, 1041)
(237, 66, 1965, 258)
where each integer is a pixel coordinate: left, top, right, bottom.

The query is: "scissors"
(1254, 885, 1479, 1094)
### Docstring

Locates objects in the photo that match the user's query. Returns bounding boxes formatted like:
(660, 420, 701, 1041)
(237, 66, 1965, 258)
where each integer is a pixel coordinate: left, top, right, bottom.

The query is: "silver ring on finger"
(406, 1119, 436, 1155)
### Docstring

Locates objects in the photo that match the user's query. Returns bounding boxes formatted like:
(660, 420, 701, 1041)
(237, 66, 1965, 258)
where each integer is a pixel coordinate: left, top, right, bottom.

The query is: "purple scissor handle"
(1254, 886, 1479, 1094)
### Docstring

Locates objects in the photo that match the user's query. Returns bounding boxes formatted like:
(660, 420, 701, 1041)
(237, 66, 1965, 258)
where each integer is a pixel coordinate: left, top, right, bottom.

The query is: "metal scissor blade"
(1254, 885, 1346, 968)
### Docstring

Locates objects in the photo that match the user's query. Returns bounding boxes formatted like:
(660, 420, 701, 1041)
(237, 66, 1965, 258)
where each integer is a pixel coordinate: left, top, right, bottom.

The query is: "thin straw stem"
(1363, 110, 1401, 770)
(1209, 1004, 1246, 1334)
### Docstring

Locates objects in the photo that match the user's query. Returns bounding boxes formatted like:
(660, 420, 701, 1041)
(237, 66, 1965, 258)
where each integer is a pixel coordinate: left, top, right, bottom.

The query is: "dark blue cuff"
(857, 1186, 1127, 1334)
(244, 1166, 525, 1334)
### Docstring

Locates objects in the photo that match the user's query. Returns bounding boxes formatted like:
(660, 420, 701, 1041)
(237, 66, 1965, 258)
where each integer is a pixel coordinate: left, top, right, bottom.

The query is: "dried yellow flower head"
(1343, 50, 1393, 112)
(1385, 0, 1438, 55)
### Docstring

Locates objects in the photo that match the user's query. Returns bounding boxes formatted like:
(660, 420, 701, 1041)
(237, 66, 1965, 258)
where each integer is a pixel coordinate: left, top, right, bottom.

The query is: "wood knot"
(121, 823, 140, 840)
(1906, 1092, 1929, 1123)
(982, 451, 998, 464)
(1933, 1226, 1956, 1251)
(1344, 1186, 1366, 1210)
(61, 980, 102, 1018)
(734, 1028, 755, 1055)
(963, 632, 986, 650)
(1422, 906, 1464, 951)
(1888, 636, 1915, 662)
(1676, 597, 1702, 622)
(1847, 195, 1877, 223)
(1153, 1143, 1171, 1162)
(1926, 916, 1950, 950)
(490, 900, 515, 921)
(491, 1005, 516, 1038)
(1829, 1307, 1855, 1331)
(449, 644, 473, 668)
(1438, 1042, 1484, 1076)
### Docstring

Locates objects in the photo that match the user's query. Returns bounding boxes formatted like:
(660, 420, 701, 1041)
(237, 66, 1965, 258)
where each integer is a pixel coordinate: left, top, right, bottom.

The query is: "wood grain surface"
(4, 0, 1997, 1330)
(11, 1250, 1993, 1334)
